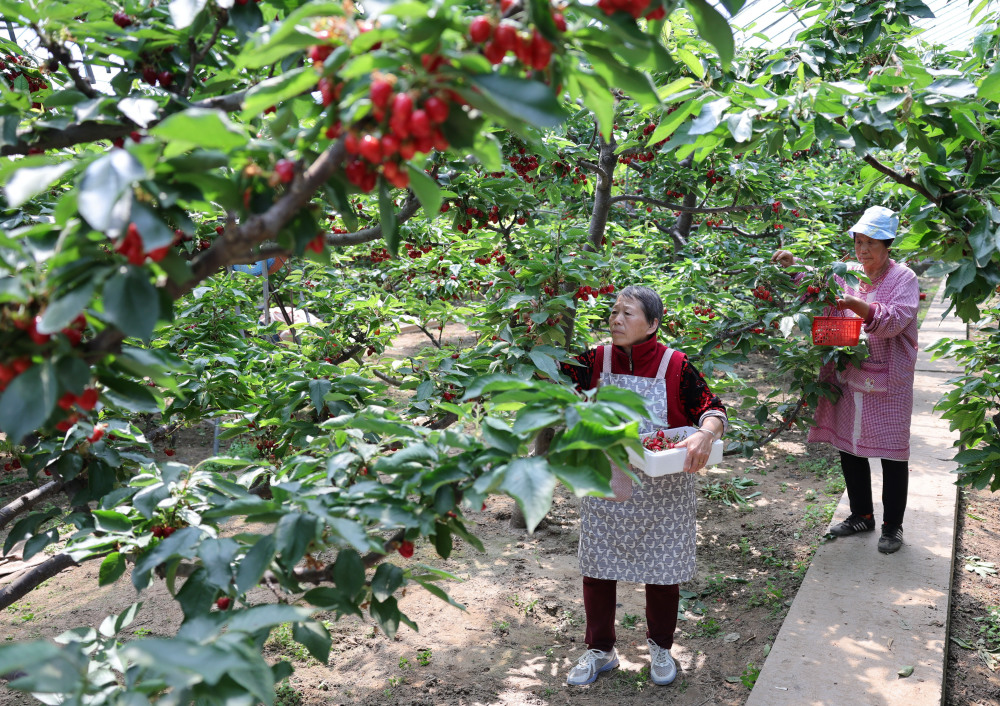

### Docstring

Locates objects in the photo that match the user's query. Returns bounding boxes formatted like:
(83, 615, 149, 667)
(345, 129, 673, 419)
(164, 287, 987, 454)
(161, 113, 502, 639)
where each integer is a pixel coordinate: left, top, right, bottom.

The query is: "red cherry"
(469, 16, 493, 43)
(77, 388, 99, 411)
(216, 596, 231, 610)
(481, 40, 504, 64)
(308, 44, 333, 65)
(409, 109, 432, 138)
(487, 22, 520, 52)
(141, 65, 158, 85)
(28, 316, 50, 345)
(424, 96, 449, 123)
(359, 134, 382, 163)
(157, 70, 174, 88)
(112, 11, 133, 28)
(58, 392, 76, 410)
(370, 79, 393, 109)
(553, 12, 567, 31)
(274, 159, 295, 183)
(398, 540, 415, 558)
(164, 448, 176, 456)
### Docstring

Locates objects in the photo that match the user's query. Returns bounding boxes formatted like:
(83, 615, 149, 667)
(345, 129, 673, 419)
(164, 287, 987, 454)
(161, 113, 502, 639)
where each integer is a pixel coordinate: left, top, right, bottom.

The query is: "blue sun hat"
(849, 206, 899, 240)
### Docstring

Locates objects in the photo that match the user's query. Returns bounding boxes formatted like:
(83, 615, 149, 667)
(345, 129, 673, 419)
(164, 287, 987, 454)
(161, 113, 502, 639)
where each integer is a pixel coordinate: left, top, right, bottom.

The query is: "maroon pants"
(583, 576, 680, 651)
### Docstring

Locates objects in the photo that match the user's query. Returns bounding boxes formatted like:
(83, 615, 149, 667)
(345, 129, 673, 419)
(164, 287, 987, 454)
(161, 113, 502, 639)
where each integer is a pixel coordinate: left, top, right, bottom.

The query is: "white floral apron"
(577, 345, 698, 585)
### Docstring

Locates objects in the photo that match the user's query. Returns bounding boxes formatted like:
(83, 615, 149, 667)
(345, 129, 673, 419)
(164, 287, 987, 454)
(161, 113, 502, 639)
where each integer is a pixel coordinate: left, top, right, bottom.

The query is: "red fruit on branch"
(424, 95, 449, 123)
(358, 134, 382, 163)
(77, 388, 99, 411)
(58, 392, 77, 410)
(469, 16, 493, 43)
(483, 41, 506, 65)
(370, 79, 393, 108)
(215, 597, 231, 610)
(552, 11, 567, 31)
(308, 44, 333, 65)
(112, 11, 133, 28)
(157, 70, 174, 88)
(88, 424, 107, 443)
(409, 109, 432, 138)
(28, 316, 50, 345)
(141, 65, 158, 85)
(274, 159, 295, 183)
(164, 448, 176, 456)
(306, 233, 326, 254)
(398, 540, 415, 558)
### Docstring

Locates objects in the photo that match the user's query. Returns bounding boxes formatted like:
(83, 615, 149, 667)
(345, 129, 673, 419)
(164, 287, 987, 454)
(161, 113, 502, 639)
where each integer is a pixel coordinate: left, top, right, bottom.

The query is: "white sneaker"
(647, 638, 677, 685)
(566, 647, 619, 686)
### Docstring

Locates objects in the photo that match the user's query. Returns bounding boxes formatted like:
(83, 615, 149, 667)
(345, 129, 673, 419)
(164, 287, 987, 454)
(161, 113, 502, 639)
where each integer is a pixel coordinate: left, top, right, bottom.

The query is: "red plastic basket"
(811, 316, 862, 346)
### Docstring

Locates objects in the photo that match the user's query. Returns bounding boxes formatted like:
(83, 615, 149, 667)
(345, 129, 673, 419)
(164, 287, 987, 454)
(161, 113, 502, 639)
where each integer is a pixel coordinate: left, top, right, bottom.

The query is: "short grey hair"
(617, 285, 663, 332)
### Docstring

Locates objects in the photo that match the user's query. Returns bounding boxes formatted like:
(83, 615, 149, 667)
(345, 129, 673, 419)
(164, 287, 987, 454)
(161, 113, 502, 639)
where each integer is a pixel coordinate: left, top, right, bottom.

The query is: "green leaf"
(102, 267, 159, 342)
(98, 552, 127, 586)
(332, 548, 365, 600)
(227, 604, 313, 635)
(379, 178, 399, 256)
(406, 166, 442, 219)
(241, 69, 319, 120)
(897, 665, 914, 678)
(978, 63, 1000, 101)
(528, 350, 561, 380)
(467, 74, 567, 129)
(293, 621, 331, 664)
(4, 162, 74, 209)
(685, 0, 735, 66)
(369, 596, 402, 639)
(236, 535, 276, 594)
(499, 457, 556, 532)
(689, 98, 731, 136)
(98, 374, 161, 413)
(150, 108, 247, 150)
(77, 150, 146, 234)
(371, 562, 404, 602)
(91, 510, 132, 534)
(38, 280, 97, 334)
(0, 360, 58, 444)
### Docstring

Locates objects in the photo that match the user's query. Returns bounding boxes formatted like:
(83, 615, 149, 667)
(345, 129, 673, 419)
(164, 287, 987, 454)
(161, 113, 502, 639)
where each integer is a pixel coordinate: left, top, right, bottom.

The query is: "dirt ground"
(1, 326, 999, 705)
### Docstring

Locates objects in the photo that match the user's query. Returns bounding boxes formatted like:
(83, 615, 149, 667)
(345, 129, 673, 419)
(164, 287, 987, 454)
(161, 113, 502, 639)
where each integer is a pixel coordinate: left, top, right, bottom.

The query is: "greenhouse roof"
(725, 0, 997, 52)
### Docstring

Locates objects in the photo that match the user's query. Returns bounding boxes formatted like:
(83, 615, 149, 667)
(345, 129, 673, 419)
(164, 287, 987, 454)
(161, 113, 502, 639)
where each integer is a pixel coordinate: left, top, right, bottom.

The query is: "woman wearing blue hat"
(772, 206, 920, 554)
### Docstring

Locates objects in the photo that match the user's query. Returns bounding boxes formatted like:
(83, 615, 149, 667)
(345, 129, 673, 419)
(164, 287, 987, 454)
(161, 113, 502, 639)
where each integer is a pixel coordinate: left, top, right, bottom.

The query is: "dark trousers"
(582, 576, 679, 651)
(839, 451, 909, 527)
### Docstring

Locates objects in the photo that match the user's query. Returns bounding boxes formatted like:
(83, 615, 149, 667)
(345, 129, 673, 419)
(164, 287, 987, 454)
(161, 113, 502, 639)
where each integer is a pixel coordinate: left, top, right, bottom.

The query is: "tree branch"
(0, 553, 78, 610)
(862, 154, 941, 206)
(326, 197, 422, 247)
(31, 25, 97, 100)
(0, 90, 248, 156)
(0, 481, 64, 532)
(610, 193, 765, 214)
(181, 12, 228, 98)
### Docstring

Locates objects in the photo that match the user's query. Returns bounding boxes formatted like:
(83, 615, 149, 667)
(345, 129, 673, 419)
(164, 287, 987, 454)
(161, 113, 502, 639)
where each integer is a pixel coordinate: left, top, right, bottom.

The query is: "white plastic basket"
(626, 426, 724, 477)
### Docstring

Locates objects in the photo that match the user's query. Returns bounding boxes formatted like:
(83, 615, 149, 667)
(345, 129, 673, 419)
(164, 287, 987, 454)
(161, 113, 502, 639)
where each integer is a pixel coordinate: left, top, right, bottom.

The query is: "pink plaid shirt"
(808, 260, 919, 461)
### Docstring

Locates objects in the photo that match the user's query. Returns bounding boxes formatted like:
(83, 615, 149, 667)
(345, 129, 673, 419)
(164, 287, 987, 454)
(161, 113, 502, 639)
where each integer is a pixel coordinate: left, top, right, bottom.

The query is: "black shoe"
(829, 513, 876, 537)
(878, 525, 903, 554)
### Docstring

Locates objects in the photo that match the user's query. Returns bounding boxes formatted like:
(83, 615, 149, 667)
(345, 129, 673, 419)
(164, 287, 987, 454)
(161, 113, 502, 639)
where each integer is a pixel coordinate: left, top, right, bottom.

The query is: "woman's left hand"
(836, 294, 870, 319)
(677, 429, 715, 474)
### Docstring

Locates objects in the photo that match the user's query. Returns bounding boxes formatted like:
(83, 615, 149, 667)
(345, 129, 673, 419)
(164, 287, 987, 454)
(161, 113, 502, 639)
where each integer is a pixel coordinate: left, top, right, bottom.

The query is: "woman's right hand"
(771, 250, 795, 268)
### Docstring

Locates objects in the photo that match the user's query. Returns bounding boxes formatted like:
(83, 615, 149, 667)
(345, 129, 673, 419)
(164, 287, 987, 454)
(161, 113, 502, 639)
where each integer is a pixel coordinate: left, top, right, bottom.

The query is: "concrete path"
(747, 282, 965, 706)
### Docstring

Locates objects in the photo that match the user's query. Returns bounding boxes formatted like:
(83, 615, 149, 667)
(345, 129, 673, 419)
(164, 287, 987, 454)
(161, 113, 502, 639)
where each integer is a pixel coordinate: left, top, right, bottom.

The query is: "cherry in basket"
(643, 430, 678, 452)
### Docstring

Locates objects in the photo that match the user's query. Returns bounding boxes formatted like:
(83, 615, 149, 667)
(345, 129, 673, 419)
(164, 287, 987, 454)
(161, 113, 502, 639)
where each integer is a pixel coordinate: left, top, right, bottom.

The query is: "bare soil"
(1, 324, 998, 706)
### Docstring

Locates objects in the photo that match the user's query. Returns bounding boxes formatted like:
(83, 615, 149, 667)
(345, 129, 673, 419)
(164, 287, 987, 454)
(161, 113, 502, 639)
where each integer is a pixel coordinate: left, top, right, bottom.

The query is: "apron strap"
(602, 345, 613, 375)
(655, 347, 675, 379)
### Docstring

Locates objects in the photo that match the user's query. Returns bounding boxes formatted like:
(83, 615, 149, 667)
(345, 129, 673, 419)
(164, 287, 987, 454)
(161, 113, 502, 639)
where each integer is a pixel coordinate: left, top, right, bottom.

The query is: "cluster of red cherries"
(642, 430, 679, 452)
(752, 286, 774, 302)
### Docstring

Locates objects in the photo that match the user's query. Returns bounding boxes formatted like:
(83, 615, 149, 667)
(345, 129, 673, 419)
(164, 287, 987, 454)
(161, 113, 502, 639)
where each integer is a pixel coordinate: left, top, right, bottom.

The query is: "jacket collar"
(612, 334, 660, 371)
